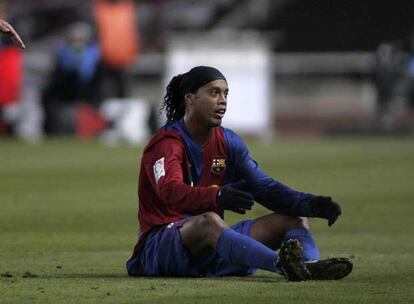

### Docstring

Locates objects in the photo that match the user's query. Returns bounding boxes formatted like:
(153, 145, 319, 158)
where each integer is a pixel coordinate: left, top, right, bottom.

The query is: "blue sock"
(216, 228, 278, 273)
(283, 227, 320, 261)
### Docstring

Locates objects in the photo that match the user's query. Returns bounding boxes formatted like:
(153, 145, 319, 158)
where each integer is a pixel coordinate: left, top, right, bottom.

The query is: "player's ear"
(184, 93, 193, 105)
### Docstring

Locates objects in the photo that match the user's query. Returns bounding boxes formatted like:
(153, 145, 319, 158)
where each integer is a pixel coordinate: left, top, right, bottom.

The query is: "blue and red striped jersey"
(130, 119, 316, 259)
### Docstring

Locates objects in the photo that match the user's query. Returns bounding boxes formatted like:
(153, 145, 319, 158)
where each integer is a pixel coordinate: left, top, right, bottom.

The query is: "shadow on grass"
(216, 275, 281, 283)
(27, 273, 281, 283)
(22, 273, 128, 279)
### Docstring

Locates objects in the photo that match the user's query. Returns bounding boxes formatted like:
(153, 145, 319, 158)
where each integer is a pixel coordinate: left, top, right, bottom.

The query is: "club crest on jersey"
(211, 158, 226, 174)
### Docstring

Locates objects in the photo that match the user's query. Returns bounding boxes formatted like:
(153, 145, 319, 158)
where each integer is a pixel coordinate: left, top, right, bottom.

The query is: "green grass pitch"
(1, 136, 413, 303)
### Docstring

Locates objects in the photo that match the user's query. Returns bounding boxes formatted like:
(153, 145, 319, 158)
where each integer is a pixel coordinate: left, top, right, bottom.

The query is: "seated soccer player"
(126, 66, 353, 281)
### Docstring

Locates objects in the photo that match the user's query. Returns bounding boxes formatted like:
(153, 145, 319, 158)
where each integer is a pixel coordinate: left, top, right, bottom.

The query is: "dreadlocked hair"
(161, 74, 186, 123)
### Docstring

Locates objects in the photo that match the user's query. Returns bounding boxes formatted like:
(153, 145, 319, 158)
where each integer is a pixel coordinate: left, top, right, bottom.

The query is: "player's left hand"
(309, 196, 342, 226)
(0, 19, 25, 49)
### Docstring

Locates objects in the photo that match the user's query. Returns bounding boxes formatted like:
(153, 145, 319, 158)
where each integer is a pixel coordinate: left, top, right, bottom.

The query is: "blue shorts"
(126, 219, 257, 277)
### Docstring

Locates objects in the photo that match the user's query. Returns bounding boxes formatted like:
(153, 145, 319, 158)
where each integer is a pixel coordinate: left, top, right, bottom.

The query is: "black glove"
(309, 196, 342, 226)
(217, 180, 254, 214)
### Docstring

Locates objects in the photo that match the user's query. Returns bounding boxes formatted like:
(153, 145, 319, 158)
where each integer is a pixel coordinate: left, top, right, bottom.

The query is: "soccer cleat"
(278, 239, 310, 281)
(304, 257, 353, 280)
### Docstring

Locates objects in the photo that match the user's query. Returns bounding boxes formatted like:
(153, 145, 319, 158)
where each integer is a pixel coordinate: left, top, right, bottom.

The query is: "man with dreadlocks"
(126, 66, 353, 281)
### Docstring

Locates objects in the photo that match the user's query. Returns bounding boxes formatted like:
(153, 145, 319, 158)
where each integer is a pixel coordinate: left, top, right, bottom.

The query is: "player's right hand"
(216, 180, 254, 214)
(0, 19, 25, 49)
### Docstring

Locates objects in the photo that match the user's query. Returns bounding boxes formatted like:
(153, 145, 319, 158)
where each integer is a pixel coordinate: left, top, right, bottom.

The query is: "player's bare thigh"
(249, 213, 309, 250)
(179, 211, 309, 257)
(179, 212, 228, 257)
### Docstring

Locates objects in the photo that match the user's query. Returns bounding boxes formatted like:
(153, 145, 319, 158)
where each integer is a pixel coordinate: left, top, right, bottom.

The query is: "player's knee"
(192, 212, 227, 240)
(197, 212, 225, 229)
(299, 217, 310, 229)
(287, 215, 309, 229)
(181, 212, 227, 248)
(275, 213, 309, 230)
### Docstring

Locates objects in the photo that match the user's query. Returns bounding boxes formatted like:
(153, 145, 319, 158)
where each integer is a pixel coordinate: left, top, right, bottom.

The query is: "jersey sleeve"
(144, 137, 219, 214)
(226, 129, 316, 217)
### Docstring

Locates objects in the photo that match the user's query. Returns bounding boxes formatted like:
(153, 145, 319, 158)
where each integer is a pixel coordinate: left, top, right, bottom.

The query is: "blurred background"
(2, 0, 414, 143)
(1, 2, 414, 301)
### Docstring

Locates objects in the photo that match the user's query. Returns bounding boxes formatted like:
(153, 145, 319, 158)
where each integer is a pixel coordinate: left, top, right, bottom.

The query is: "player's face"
(187, 80, 229, 128)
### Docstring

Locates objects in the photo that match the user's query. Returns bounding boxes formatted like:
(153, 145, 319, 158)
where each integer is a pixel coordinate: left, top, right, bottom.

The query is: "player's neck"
(183, 117, 212, 145)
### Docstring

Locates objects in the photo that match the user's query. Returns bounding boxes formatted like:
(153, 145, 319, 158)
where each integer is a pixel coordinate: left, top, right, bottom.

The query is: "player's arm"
(144, 137, 219, 214)
(228, 130, 341, 225)
(0, 19, 25, 49)
(237, 158, 341, 225)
